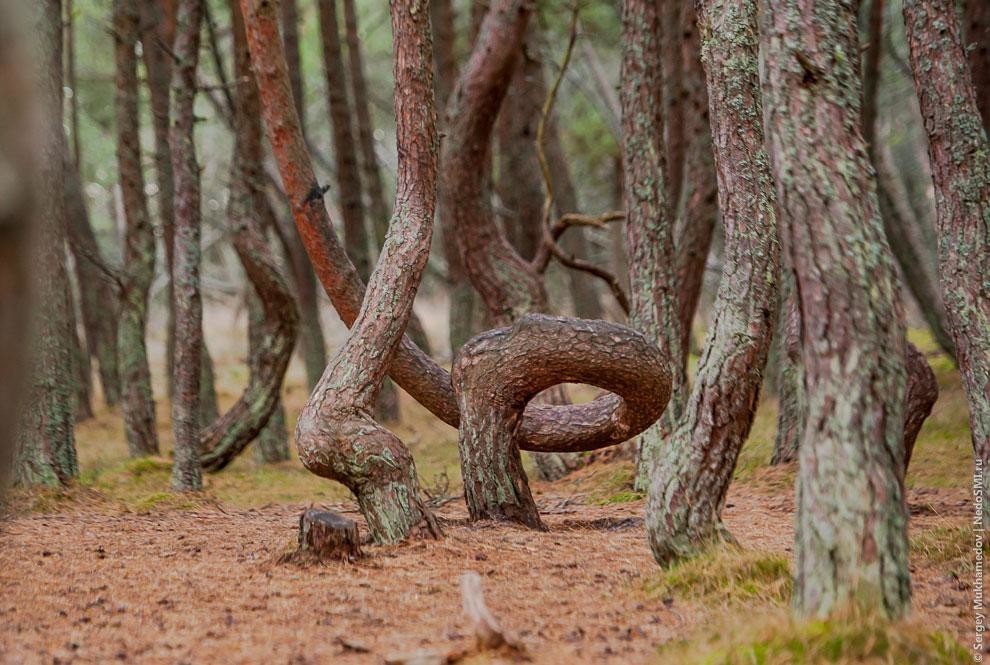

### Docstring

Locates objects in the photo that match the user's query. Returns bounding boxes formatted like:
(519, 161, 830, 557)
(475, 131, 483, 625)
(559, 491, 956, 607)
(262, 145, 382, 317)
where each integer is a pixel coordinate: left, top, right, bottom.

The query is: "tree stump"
(298, 509, 361, 561)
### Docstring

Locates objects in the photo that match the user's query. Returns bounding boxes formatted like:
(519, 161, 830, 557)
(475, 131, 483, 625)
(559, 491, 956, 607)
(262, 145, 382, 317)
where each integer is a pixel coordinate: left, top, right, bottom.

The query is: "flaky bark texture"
(965, 0, 990, 132)
(904, 0, 990, 528)
(771, 270, 803, 466)
(317, 0, 372, 282)
(647, 0, 779, 565)
(0, 0, 33, 483)
(674, 0, 717, 357)
(115, 0, 159, 458)
(15, 0, 78, 486)
(168, 0, 204, 492)
(453, 315, 671, 527)
(431, 0, 458, 111)
(65, 163, 121, 407)
(298, 509, 361, 560)
(620, 0, 686, 492)
(763, 0, 911, 618)
(199, 0, 298, 473)
(903, 343, 938, 470)
(291, 0, 441, 543)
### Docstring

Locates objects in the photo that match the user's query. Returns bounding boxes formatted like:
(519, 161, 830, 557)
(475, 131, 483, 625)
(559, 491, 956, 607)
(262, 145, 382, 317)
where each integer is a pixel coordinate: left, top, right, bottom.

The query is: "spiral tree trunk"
(904, 0, 990, 530)
(763, 0, 912, 618)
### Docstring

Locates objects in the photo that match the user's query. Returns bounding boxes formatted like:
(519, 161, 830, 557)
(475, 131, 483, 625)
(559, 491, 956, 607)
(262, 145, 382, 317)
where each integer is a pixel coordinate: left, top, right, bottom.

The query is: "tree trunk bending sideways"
(763, 0, 911, 619)
(647, 0, 780, 566)
(244, 0, 667, 474)
(453, 314, 671, 528)
(199, 0, 298, 473)
(114, 0, 159, 459)
(260, 0, 439, 544)
(619, 0, 687, 494)
(904, 0, 990, 530)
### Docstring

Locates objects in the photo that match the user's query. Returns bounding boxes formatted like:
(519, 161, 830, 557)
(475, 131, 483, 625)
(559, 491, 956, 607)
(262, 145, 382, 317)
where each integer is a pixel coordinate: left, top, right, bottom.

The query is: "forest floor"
(0, 325, 983, 663)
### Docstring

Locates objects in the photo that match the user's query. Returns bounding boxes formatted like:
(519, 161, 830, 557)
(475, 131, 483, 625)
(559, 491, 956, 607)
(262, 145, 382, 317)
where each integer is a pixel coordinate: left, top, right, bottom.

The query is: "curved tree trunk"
(15, 0, 78, 486)
(453, 315, 671, 527)
(198, 0, 298, 473)
(294, 0, 440, 543)
(904, 0, 990, 530)
(168, 0, 204, 492)
(115, 0, 159, 458)
(619, 0, 686, 493)
(646, 0, 779, 565)
(65, 163, 121, 407)
(763, 0, 911, 618)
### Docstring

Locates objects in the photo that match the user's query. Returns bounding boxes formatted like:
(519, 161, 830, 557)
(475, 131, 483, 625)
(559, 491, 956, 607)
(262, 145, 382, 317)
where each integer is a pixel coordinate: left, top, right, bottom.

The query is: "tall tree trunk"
(65, 162, 121, 406)
(904, 0, 990, 530)
(965, 0, 990, 132)
(763, 0, 911, 618)
(115, 0, 159, 458)
(771, 269, 802, 465)
(674, 0, 717, 358)
(294, 0, 440, 543)
(66, 284, 93, 421)
(0, 0, 34, 483)
(317, 0, 371, 281)
(278, 0, 327, 391)
(646, 0, 779, 565)
(248, 290, 290, 464)
(620, 0, 686, 493)
(661, 0, 684, 213)
(169, 0, 204, 492)
(16, 0, 78, 486)
(198, 0, 299, 473)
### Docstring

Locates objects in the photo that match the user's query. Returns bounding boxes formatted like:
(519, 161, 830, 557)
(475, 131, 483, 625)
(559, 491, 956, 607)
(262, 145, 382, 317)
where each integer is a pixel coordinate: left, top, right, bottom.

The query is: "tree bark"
(661, 0, 684, 213)
(317, 0, 372, 282)
(248, 290, 290, 464)
(295, 0, 440, 543)
(965, 0, 990, 133)
(762, 0, 911, 618)
(904, 0, 990, 530)
(674, 0, 717, 358)
(64, 162, 121, 406)
(298, 509, 361, 560)
(771, 269, 802, 465)
(15, 0, 78, 486)
(115, 0, 159, 458)
(198, 0, 299, 473)
(0, 0, 34, 484)
(67, 284, 93, 422)
(646, 0, 779, 565)
(453, 315, 671, 527)
(278, 0, 327, 391)
(620, 0, 686, 493)
(168, 0, 205, 492)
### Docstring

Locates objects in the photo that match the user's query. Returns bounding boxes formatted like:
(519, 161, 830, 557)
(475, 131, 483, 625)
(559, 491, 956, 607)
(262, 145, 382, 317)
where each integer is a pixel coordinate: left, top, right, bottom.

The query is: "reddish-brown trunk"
(965, 0, 990, 132)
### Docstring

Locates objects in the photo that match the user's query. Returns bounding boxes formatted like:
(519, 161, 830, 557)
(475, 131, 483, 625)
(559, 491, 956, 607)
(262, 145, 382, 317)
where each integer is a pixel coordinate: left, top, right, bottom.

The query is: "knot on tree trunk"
(452, 314, 671, 528)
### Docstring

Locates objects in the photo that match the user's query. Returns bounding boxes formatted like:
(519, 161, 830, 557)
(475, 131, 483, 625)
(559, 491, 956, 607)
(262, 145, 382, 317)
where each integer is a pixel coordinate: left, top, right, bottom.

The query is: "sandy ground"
(0, 479, 974, 665)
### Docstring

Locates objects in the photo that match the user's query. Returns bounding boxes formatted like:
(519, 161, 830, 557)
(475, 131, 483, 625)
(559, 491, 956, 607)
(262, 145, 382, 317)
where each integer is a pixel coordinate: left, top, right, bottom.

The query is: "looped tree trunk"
(453, 314, 671, 528)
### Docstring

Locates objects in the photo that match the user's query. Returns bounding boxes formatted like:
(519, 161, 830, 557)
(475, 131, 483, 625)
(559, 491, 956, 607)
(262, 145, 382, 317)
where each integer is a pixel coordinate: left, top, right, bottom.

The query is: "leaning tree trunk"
(168, 0, 204, 492)
(15, 0, 78, 487)
(762, 0, 911, 618)
(198, 0, 298, 473)
(114, 0, 159, 458)
(244, 0, 658, 472)
(619, 0, 686, 493)
(293, 0, 440, 543)
(904, 0, 990, 530)
(65, 162, 121, 407)
(646, 0, 779, 565)
(0, 0, 34, 483)
(248, 290, 290, 464)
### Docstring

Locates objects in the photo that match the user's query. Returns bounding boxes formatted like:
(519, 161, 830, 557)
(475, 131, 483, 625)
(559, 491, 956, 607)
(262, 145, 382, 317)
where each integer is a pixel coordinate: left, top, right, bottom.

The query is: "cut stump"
(298, 509, 361, 561)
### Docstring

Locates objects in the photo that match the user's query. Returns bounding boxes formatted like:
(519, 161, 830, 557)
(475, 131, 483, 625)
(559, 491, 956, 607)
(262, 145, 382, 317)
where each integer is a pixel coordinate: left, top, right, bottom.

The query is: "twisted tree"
(763, 0, 911, 618)
(904, 0, 990, 529)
